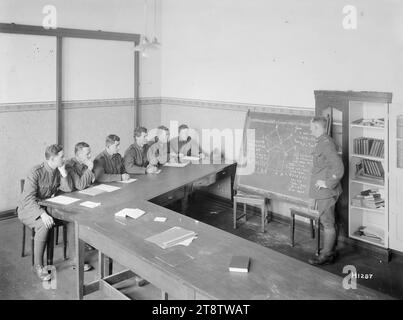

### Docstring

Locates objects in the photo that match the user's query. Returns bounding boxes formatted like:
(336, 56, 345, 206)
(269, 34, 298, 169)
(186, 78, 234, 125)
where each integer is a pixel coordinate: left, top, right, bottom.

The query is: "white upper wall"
(0, 0, 161, 98)
(161, 0, 403, 106)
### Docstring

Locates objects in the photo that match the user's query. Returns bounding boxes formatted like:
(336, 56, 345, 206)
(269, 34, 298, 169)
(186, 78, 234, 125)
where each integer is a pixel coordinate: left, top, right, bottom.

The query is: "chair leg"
(63, 224, 68, 260)
(233, 199, 237, 229)
(290, 213, 295, 247)
(55, 225, 59, 245)
(316, 220, 321, 256)
(310, 219, 315, 238)
(243, 203, 247, 221)
(108, 258, 113, 275)
(47, 227, 55, 266)
(31, 230, 35, 267)
(261, 203, 265, 233)
(22, 224, 26, 257)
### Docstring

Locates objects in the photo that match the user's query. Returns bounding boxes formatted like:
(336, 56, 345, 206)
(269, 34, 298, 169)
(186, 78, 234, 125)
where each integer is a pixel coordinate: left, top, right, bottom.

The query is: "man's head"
(310, 117, 327, 138)
(157, 125, 169, 143)
(74, 142, 91, 163)
(134, 127, 148, 147)
(178, 124, 189, 141)
(45, 144, 65, 169)
(105, 134, 120, 155)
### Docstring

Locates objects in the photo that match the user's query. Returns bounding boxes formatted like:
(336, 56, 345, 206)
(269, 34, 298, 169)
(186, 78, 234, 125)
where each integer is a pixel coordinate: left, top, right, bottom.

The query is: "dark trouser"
(316, 196, 338, 257)
(21, 217, 49, 266)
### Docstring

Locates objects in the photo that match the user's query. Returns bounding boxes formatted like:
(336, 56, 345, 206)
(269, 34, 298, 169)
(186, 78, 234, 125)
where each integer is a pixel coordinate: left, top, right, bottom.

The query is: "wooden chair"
(233, 191, 270, 233)
(19, 179, 68, 266)
(290, 203, 321, 256)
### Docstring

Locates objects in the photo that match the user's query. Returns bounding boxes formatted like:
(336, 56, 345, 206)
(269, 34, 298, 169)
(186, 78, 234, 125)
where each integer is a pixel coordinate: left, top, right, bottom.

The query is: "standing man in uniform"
(18, 144, 73, 281)
(308, 117, 344, 266)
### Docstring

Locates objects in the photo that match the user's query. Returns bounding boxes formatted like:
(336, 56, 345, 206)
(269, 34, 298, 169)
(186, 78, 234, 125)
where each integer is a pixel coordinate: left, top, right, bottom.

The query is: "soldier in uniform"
(308, 116, 344, 266)
(94, 134, 130, 182)
(169, 124, 204, 162)
(18, 144, 73, 281)
(123, 127, 149, 175)
(146, 125, 170, 172)
(65, 141, 95, 272)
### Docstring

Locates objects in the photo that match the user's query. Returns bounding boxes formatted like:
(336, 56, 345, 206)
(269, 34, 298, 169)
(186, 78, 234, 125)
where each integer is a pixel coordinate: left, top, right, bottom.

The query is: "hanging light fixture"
(134, 0, 160, 56)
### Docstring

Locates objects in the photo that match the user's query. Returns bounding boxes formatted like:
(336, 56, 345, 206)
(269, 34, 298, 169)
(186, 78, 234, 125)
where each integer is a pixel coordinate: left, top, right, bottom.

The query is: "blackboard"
(236, 111, 316, 204)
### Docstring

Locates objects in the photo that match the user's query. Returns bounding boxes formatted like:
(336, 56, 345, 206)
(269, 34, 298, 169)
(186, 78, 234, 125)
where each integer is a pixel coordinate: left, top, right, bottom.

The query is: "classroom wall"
(0, 0, 162, 211)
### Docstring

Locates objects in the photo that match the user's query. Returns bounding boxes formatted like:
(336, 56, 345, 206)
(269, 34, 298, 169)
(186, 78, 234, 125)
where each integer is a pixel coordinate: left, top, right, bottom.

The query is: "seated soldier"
(123, 127, 149, 174)
(18, 144, 73, 281)
(94, 134, 130, 182)
(146, 125, 170, 173)
(65, 142, 95, 272)
(169, 124, 204, 163)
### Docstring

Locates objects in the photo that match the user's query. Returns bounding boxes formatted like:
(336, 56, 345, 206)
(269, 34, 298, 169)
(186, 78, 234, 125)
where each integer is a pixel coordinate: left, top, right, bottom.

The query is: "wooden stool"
(290, 207, 321, 256)
(233, 192, 269, 232)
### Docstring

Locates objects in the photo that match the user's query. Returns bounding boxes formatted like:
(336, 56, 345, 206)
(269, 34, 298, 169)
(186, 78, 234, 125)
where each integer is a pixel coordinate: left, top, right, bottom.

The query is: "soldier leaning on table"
(308, 116, 344, 266)
(123, 126, 149, 175)
(65, 141, 96, 272)
(18, 144, 73, 281)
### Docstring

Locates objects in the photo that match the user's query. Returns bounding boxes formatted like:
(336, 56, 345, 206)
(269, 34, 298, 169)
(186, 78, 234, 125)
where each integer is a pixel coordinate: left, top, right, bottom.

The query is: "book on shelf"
(352, 189, 384, 209)
(353, 137, 384, 158)
(351, 118, 385, 127)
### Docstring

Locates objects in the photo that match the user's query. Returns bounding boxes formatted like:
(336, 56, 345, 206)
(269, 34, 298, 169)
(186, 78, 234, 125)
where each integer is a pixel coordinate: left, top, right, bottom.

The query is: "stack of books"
(353, 137, 384, 158)
(351, 189, 384, 209)
(352, 118, 385, 128)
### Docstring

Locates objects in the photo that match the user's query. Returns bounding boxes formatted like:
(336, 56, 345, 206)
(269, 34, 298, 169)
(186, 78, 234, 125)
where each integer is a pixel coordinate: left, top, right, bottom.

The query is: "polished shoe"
(135, 275, 148, 287)
(33, 265, 52, 281)
(308, 254, 336, 266)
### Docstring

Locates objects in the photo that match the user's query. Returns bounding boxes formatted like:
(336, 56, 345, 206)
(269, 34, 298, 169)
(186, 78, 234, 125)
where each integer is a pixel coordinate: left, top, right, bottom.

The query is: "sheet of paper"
(114, 208, 145, 219)
(78, 187, 105, 196)
(164, 162, 189, 168)
(154, 217, 167, 222)
(46, 195, 80, 205)
(79, 201, 101, 208)
(176, 236, 197, 247)
(93, 184, 121, 192)
(117, 178, 137, 184)
(182, 156, 200, 161)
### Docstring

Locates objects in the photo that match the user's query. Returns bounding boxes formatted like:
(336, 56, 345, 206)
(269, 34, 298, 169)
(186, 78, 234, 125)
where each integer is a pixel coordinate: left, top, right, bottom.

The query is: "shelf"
(350, 177, 384, 188)
(349, 234, 386, 248)
(350, 205, 385, 214)
(350, 154, 384, 162)
(350, 124, 385, 130)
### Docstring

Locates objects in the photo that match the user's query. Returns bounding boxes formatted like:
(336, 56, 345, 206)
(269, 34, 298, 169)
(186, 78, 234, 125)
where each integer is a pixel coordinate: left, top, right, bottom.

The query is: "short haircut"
(105, 134, 120, 147)
(45, 144, 63, 160)
(74, 142, 90, 155)
(157, 125, 169, 133)
(178, 124, 189, 132)
(134, 126, 147, 138)
(311, 116, 327, 129)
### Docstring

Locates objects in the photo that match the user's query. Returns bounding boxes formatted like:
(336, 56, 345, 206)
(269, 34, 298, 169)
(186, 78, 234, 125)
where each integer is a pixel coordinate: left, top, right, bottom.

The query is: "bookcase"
(314, 91, 396, 257)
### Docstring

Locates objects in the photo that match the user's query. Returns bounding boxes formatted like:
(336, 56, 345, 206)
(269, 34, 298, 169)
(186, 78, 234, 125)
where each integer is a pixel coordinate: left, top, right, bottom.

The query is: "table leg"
(99, 251, 105, 279)
(75, 222, 84, 300)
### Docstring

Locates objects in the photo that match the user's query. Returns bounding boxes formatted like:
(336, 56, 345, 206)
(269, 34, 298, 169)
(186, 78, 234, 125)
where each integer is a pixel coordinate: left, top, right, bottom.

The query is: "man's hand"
(199, 152, 206, 160)
(121, 173, 130, 181)
(85, 159, 94, 171)
(58, 164, 67, 178)
(315, 180, 327, 190)
(40, 212, 54, 229)
(146, 165, 158, 174)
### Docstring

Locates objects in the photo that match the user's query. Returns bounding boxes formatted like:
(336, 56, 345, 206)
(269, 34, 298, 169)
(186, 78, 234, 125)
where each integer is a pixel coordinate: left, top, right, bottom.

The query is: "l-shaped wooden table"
(40, 162, 390, 300)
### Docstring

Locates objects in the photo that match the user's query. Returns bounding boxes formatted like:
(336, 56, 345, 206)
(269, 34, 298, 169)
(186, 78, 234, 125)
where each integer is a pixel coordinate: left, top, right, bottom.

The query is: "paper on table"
(176, 235, 197, 247)
(114, 208, 146, 219)
(46, 195, 80, 205)
(154, 217, 167, 222)
(80, 201, 101, 208)
(117, 178, 137, 184)
(78, 187, 105, 196)
(164, 162, 189, 168)
(93, 184, 121, 192)
(182, 156, 200, 161)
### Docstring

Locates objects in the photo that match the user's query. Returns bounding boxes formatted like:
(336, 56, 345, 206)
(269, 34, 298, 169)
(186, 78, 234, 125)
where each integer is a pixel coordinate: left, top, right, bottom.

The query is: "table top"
(40, 162, 391, 300)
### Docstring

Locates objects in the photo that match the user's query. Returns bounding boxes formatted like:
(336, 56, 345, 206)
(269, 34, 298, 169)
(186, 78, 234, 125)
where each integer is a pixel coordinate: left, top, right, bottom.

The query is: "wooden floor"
(1, 191, 402, 299)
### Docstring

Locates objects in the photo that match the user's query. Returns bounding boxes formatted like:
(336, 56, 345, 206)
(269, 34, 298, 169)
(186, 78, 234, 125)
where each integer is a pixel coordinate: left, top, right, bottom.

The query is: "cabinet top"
(314, 90, 393, 103)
